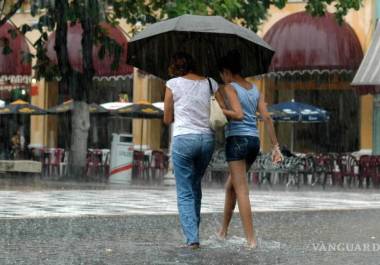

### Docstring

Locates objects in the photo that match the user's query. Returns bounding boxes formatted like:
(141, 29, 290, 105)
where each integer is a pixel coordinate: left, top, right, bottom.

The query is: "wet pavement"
(1, 210, 380, 265)
(1, 188, 380, 218)
(1, 178, 380, 264)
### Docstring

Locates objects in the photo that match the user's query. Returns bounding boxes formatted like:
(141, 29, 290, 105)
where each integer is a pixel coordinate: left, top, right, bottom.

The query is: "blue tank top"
(225, 82, 260, 138)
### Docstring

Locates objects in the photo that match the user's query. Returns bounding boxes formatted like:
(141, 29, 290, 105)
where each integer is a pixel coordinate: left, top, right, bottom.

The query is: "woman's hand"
(257, 95, 282, 164)
(272, 144, 283, 164)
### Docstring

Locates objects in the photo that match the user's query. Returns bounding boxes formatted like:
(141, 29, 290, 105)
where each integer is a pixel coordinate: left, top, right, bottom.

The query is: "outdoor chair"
(313, 154, 334, 188)
(359, 155, 372, 188)
(298, 154, 317, 186)
(48, 148, 65, 178)
(86, 149, 103, 178)
(376, 156, 380, 188)
(369, 156, 380, 188)
(340, 154, 360, 188)
(59, 151, 69, 177)
(150, 150, 166, 178)
(101, 151, 111, 177)
(31, 147, 49, 177)
(208, 148, 229, 183)
(331, 154, 347, 187)
(282, 156, 303, 188)
(132, 150, 146, 178)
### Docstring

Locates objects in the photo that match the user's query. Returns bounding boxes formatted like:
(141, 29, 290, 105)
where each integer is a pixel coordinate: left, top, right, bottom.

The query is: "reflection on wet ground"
(1, 211, 380, 265)
(2, 188, 380, 219)
(0, 174, 378, 191)
(1, 176, 380, 264)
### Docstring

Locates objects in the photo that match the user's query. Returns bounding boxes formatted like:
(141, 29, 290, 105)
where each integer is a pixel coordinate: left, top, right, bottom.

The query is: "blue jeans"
(172, 134, 215, 245)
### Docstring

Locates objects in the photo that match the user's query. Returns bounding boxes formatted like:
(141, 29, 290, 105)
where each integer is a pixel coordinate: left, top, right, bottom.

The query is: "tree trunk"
(70, 0, 97, 178)
(54, 0, 98, 178)
(69, 101, 90, 178)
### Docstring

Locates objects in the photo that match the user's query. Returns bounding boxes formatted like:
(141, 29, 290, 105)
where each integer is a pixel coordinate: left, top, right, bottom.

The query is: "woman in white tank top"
(164, 52, 218, 249)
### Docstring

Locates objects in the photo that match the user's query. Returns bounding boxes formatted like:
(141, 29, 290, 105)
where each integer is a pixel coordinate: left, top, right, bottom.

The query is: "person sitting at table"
(11, 129, 24, 159)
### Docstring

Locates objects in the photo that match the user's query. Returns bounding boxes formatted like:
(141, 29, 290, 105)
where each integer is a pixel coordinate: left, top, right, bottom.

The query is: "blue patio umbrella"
(268, 100, 330, 151)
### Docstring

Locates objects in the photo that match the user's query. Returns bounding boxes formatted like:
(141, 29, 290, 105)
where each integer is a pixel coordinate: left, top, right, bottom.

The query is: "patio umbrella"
(127, 15, 274, 81)
(100, 102, 133, 111)
(0, 99, 46, 115)
(114, 102, 163, 119)
(256, 109, 289, 121)
(113, 101, 164, 150)
(268, 100, 330, 151)
(152, 102, 164, 111)
(48, 100, 108, 148)
(269, 101, 329, 122)
(48, 99, 108, 114)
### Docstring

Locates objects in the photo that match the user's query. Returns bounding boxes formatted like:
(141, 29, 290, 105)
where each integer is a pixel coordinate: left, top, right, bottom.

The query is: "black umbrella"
(113, 102, 163, 119)
(48, 100, 108, 148)
(47, 99, 108, 114)
(127, 15, 274, 81)
(113, 102, 163, 150)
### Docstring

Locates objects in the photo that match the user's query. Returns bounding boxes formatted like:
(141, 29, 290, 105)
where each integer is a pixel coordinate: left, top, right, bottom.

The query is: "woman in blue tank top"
(216, 51, 283, 248)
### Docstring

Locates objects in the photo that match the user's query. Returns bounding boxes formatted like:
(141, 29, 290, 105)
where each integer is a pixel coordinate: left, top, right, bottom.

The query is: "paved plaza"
(1, 182, 380, 264)
(1, 188, 380, 218)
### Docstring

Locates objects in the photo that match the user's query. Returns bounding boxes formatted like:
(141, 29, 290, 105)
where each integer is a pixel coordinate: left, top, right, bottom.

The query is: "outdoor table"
(87, 149, 103, 177)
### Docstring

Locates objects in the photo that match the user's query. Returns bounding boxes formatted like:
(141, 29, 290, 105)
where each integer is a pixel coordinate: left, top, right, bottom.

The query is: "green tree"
(0, 0, 362, 177)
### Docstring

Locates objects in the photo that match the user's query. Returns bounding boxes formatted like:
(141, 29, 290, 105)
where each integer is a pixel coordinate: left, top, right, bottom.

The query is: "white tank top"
(166, 77, 219, 137)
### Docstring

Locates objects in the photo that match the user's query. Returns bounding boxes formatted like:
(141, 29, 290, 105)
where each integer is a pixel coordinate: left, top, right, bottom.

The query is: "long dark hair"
(168, 52, 195, 77)
(218, 50, 242, 75)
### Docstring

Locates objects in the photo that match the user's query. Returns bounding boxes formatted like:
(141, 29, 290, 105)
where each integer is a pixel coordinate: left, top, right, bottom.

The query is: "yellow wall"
(132, 69, 165, 150)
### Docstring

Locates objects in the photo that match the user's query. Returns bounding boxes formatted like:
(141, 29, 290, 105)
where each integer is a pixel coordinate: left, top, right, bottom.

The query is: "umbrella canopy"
(152, 102, 164, 111)
(268, 101, 329, 123)
(257, 109, 288, 121)
(268, 100, 329, 152)
(0, 100, 46, 115)
(113, 101, 163, 119)
(127, 15, 274, 81)
(47, 99, 108, 114)
(100, 102, 133, 110)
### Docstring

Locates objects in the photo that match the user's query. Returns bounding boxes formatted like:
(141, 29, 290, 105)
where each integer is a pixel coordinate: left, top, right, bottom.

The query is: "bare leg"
(218, 175, 237, 239)
(229, 160, 256, 248)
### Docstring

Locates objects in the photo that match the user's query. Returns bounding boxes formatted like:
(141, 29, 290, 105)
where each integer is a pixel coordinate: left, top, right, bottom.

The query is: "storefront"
(0, 22, 32, 159)
(260, 11, 363, 153)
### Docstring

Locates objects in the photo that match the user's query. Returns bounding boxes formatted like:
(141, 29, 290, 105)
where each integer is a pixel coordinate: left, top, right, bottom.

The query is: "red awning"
(0, 22, 32, 83)
(46, 22, 133, 80)
(263, 12, 363, 78)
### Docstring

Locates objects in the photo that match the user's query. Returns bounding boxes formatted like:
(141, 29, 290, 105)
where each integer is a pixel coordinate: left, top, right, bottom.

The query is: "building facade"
(0, 0, 376, 154)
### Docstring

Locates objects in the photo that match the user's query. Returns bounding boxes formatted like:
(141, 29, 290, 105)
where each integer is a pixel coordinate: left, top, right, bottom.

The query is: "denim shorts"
(225, 136, 260, 163)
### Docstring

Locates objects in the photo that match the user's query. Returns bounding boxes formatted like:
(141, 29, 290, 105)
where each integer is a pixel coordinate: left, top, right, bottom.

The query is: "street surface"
(1, 183, 380, 264)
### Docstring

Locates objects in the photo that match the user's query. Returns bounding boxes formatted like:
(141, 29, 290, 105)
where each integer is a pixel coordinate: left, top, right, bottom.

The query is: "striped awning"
(352, 21, 380, 95)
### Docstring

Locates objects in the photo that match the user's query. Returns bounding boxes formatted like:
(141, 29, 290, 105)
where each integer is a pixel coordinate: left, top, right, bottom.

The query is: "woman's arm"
(220, 85, 244, 121)
(215, 86, 227, 110)
(163, 87, 174, 125)
(257, 95, 283, 163)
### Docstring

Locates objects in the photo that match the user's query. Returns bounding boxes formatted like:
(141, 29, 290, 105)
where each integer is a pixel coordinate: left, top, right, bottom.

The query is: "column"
(374, 94, 380, 154)
(373, 0, 380, 155)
